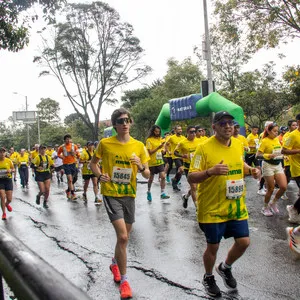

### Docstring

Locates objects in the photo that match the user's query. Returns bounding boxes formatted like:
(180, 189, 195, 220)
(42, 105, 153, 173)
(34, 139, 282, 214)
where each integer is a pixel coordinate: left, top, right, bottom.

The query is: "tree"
(36, 98, 60, 124)
(214, 0, 300, 50)
(283, 65, 300, 98)
(34, 2, 151, 140)
(220, 63, 296, 129)
(0, 0, 64, 52)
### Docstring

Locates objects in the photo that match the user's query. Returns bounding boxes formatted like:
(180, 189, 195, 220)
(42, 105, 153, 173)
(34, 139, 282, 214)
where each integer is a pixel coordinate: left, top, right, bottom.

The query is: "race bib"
(87, 163, 91, 170)
(21, 162, 27, 165)
(156, 152, 163, 160)
(272, 148, 283, 160)
(226, 179, 244, 200)
(43, 162, 48, 170)
(112, 166, 132, 184)
(0, 169, 8, 179)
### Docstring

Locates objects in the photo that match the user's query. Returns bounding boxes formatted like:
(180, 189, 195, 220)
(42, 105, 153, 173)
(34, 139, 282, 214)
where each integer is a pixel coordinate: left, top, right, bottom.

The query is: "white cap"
(264, 121, 273, 128)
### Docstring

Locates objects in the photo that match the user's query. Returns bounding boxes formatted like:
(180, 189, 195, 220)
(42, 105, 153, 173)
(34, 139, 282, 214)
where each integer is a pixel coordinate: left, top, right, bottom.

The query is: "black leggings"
(293, 176, 300, 214)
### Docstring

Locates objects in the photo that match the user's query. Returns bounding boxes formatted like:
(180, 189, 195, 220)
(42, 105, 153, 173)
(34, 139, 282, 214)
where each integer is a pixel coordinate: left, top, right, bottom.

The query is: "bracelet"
(206, 170, 211, 177)
(98, 174, 103, 180)
(139, 166, 145, 172)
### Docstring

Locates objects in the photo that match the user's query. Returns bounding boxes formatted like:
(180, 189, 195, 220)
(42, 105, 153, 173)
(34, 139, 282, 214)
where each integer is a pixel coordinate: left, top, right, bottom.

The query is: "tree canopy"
(0, 0, 64, 52)
(34, 1, 151, 140)
(214, 0, 300, 50)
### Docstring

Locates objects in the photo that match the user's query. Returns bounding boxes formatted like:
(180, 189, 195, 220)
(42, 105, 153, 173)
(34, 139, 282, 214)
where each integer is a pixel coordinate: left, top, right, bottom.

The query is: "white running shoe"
(286, 227, 300, 254)
(257, 189, 266, 196)
(261, 207, 273, 217)
(269, 202, 279, 214)
(287, 205, 300, 224)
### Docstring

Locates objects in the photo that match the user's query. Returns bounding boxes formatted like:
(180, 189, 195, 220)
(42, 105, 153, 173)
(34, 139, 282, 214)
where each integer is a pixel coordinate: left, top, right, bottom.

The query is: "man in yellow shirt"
(145, 125, 169, 201)
(188, 111, 260, 297)
(233, 121, 249, 154)
(245, 125, 259, 167)
(9, 147, 19, 182)
(90, 108, 150, 299)
(282, 114, 300, 224)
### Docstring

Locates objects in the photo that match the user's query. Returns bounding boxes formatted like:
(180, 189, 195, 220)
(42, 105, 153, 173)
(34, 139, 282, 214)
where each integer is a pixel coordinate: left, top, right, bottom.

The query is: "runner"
(256, 122, 287, 216)
(188, 111, 260, 297)
(30, 144, 39, 177)
(174, 125, 198, 208)
(90, 108, 150, 299)
(165, 125, 185, 191)
(9, 147, 19, 182)
(51, 144, 64, 184)
(57, 134, 80, 200)
(195, 125, 208, 143)
(232, 121, 249, 153)
(0, 147, 14, 220)
(80, 141, 102, 204)
(286, 226, 300, 254)
(145, 125, 169, 201)
(282, 113, 300, 224)
(16, 148, 29, 190)
(32, 145, 54, 208)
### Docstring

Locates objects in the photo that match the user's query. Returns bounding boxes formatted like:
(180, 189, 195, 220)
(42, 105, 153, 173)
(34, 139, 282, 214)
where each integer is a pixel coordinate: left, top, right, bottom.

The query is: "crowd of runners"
(0, 108, 300, 298)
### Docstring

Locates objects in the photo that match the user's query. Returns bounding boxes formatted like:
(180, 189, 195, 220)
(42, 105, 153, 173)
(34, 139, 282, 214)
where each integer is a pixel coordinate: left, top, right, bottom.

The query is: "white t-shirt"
(52, 151, 63, 168)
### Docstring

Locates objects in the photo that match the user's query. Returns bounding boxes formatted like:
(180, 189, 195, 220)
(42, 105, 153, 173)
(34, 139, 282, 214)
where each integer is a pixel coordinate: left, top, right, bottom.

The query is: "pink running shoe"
(269, 202, 279, 214)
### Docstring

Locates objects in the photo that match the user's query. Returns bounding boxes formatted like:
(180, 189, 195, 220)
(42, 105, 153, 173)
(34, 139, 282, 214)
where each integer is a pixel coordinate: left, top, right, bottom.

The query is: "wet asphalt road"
(1, 172, 300, 300)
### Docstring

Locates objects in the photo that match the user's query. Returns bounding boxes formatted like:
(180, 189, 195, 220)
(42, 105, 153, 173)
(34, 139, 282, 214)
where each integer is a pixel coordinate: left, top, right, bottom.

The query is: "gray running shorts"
(103, 196, 135, 224)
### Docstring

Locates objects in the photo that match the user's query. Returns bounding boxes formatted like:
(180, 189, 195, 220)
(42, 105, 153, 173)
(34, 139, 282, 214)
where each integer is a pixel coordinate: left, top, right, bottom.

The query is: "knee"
(117, 233, 129, 246)
(237, 238, 250, 250)
(160, 173, 166, 180)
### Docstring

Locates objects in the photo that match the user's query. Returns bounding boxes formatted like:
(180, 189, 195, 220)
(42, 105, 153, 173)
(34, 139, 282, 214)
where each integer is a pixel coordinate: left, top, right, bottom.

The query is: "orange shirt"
(57, 143, 79, 165)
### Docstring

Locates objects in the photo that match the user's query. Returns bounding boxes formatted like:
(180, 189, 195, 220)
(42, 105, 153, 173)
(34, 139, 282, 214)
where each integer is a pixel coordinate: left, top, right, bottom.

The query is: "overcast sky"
(1, 0, 300, 123)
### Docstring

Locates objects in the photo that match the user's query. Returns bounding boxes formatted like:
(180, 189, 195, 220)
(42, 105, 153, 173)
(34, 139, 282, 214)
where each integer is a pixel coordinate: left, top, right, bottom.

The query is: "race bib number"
(87, 163, 91, 170)
(156, 152, 163, 160)
(254, 139, 259, 149)
(43, 162, 48, 170)
(272, 148, 283, 160)
(226, 179, 244, 200)
(112, 166, 132, 184)
(0, 169, 8, 178)
(21, 162, 27, 165)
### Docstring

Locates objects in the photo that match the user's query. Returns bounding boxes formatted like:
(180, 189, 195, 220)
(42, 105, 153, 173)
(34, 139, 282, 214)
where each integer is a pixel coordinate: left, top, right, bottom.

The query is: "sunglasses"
(115, 117, 132, 125)
(189, 130, 196, 134)
(217, 120, 235, 127)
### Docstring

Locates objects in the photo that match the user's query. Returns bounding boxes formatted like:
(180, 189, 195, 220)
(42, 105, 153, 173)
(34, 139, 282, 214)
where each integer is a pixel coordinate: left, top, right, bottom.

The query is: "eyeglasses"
(217, 120, 235, 127)
(189, 130, 196, 134)
(115, 117, 132, 125)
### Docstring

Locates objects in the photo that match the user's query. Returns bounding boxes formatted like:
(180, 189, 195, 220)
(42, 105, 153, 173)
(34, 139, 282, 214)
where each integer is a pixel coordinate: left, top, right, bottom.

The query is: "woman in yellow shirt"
(256, 123, 287, 217)
(0, 147, 14, 220)
(17, 148, 29, 189)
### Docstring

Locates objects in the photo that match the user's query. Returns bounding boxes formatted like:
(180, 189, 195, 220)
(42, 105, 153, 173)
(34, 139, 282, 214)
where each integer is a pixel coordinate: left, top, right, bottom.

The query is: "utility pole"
(203, 0, 213, 94)
(25, 95, 30, 151)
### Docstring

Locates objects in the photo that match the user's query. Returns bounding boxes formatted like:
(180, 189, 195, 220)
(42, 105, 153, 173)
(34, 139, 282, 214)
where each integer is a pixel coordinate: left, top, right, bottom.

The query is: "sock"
(121, 274, 128, 283)
(222, 262, 231, 269)
(204, 273, 213, 277)
(161, 189, 165, 194)
(112, 257, 117, 265)
(293, 228, 300, 236)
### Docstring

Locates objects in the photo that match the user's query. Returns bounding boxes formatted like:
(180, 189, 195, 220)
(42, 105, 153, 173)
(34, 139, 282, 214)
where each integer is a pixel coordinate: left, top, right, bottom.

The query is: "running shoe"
(13, 178, 17, 182)
(65, 190, 71, 200)
(71, 193, 77, 201)
(269, 202, 279, 214)
(182, 194, 188, 209)
(160, 193, 170, 199)
(172, 178, 181, 191)
(257, 189, 266, 196)
(26, 184, 29, 189)
(119, 281, 132, 299)
(94, 195, 102, 205)
(202, 274, 221, 297)
(281, 192, 288, 200)
(147, 191, 152, 202)
(6, 204, 12, 212)
(286, 205, 300, 224)
(82, 193, 87, 202)
(43, 201, 49, 209)
(166, 176, 170, 183)
(110, 264, 121, 283)
(216, 263, 237, 290)
(286, 227, 300, 254)
(261, 207, 273, 217)
(36, 194, 41, 205)
(2, 213, 6, 220)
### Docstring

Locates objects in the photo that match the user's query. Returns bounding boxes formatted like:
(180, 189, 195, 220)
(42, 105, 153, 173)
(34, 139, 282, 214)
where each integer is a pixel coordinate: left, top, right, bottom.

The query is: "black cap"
(296, 113, 300, 121)
(213, 111, 234, 123)
(86, 141, 94, 146)
(39, 145, 47, 149)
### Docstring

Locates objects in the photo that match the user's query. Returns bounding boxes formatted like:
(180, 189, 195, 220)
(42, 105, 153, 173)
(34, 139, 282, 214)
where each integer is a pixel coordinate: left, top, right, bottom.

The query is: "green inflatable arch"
(155, 92, 245, 135)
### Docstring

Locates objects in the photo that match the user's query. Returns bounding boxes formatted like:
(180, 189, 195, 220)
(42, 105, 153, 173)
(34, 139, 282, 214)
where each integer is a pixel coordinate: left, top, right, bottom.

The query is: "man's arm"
(282, 147, 300, 155)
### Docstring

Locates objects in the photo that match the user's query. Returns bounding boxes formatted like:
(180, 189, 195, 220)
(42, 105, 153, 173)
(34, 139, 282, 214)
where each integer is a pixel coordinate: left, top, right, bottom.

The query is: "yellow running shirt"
(33, 155, 54, 173)
(94, 136, 149, 198)
(247, 133, 259, 154)
(80, 149, 94, 175)
(283, 129, 300, 177)
(145, 137, 164, 167)
(282, 131, 291, 167)
(0, 158, 14, 179)
(258, 137, 282, 162)
(174, 138, 199, 168)
(189, 136, 248, 223)
(167, 134, 186, 159)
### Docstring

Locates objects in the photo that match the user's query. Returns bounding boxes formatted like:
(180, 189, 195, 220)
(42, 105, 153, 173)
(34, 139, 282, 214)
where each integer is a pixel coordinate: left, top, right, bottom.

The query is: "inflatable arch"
(155, 92, 245, 136)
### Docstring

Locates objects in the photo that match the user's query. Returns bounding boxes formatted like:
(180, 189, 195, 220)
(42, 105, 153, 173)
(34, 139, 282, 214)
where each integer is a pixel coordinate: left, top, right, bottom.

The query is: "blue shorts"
(199, 220, 249, 244)
(63, 163, 77, 176)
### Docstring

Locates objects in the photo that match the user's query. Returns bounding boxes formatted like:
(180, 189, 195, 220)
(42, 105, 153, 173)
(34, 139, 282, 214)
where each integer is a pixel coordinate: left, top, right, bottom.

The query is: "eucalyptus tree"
(34, 2, 151, 140)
